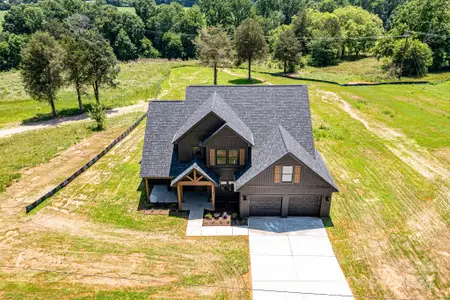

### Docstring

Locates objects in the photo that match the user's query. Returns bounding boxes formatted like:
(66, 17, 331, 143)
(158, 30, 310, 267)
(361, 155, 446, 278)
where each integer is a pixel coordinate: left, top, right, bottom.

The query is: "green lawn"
(0, 61, 448, 299)
(117, 6, 136, 14)
(0, 112, 143, 193)
(0, 60, 193, 128)
(0, 10, 6, 31)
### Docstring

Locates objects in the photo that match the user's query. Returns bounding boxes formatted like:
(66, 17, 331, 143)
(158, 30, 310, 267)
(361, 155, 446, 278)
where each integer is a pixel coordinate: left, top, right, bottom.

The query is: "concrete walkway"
(0, 102, 148, 138)
(248, 217, 353, 300)
(183, 192, 248, 237)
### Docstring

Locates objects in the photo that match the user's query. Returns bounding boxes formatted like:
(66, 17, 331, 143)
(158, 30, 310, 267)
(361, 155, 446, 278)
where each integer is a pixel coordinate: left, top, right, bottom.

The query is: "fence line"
(25, 113, 147, 214)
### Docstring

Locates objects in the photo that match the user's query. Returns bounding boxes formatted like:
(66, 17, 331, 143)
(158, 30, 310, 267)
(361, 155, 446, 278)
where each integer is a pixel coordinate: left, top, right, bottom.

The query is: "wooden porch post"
(177, 183, 183, 210)
(144, 178, 150, 201)
(211, 184, 215, 210)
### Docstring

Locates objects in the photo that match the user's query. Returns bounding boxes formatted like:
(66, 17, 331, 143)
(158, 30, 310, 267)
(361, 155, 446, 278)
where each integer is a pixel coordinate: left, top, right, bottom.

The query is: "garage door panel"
(288, 195, 321, 216)
(250, 195, 282, 216)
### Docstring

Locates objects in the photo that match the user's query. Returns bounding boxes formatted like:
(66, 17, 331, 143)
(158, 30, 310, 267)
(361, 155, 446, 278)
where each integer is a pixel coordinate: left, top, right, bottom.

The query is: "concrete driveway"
(248, 217, 353, 299)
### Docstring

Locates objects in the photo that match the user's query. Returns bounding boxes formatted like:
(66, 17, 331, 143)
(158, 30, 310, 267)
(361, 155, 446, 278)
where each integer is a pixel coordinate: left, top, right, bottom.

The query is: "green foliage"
(196, 26, 231, 84)
(82, 30, 119, 103)
(198, 0, 232, 28)
(140, 37, 160, 58)
(273, 28, 301, 73)
(390, 0, 450, 71)
(229, 0, 254, 27)
(87, 102, 106, 130)
(162, 31, 184, 59)
(61, 30, 89, 110)
(134, 0, 157, 22)
(308, 38, 339, 67)
(115, 28, 138, 60)
(334, 6, 383, 56)
(20, 31, 64, 116)
(234, 18, 267, 80)
(0, 33, 28, 71)
(3, 4, 45, 34)
(390, 38, 433, 77)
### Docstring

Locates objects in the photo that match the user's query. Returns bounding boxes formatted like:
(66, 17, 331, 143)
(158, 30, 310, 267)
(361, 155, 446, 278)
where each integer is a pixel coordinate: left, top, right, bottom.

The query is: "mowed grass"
(157, 66, 249, 99)
(0, 111, 143, 193)
(0, 10, 6, 31)
(0, 59, 192, 128)
(0, 62, 448, 299)
(117, 6, 136, 14)
(0, 123, 250, 299)
(255, 57, 450, 84)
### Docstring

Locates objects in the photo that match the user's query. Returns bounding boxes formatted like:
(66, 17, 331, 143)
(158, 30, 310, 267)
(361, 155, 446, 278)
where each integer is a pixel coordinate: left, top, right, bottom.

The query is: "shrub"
(87, 103, 106, 131)
(205, 212, 212, 220)
(308, 38, 339, 67)
(391, 38, 433, 77)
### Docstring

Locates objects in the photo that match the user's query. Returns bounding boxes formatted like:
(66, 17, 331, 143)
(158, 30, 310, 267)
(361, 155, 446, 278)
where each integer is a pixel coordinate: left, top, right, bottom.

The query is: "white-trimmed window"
(281, 166, 293, 183)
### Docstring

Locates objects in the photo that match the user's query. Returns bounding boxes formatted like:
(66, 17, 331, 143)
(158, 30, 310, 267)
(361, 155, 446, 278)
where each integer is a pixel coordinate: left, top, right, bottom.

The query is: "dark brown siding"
(178, 114, 224, 162)
(205, 126, 249, 180)
(245, 155, 329, 187)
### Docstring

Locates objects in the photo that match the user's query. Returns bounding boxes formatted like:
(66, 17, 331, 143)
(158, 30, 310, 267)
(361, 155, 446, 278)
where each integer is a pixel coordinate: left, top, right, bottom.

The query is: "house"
(140, 85, 338, 217)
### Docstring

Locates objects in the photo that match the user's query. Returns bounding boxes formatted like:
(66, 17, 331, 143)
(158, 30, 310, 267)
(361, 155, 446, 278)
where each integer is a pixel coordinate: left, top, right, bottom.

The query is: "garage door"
(249, 195, 282, 216)
(288, 195, 321, 216)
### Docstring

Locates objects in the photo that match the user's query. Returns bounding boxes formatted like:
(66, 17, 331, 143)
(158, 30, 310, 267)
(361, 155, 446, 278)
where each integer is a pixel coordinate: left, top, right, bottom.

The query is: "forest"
(0, 0, 449, 77)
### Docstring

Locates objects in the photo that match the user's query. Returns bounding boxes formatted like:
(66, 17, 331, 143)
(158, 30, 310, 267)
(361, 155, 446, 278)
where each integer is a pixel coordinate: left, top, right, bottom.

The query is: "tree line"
(0, 0, 448, 117)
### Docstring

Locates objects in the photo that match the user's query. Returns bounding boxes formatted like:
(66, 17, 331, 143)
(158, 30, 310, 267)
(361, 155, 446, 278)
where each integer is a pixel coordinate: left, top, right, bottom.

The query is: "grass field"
(117, 6, 136, 14)
(0, 60, 448, 299)
(0, 60, 193, 128)
(0, 10, 6, 31)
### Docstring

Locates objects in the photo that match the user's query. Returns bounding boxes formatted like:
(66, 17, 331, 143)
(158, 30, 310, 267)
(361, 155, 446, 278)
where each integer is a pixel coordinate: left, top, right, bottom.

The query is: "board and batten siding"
(244, 155, 329, 187)
(178, 114, 224, 162)
(239, 154, 334, 217)
(204, 126, 249, 180)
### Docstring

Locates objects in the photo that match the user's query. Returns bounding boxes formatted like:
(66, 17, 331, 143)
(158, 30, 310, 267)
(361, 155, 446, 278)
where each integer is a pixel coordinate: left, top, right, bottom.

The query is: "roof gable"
(200, 123, 252, 146)
(171, 92, 254, 145)
(235, 125, 338, 191)
(170, 163, 219, 187)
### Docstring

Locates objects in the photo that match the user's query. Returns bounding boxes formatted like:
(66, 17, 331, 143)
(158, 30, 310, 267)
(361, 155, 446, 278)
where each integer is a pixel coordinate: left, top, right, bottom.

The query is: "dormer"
(172, 92, 254, 163)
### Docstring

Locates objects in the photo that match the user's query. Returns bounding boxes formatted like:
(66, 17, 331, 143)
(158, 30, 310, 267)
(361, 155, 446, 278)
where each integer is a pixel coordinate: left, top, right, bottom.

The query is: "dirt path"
(0, 102, 148, 138)
(317, 89, 450, 180)
(222, 69, 273, 85)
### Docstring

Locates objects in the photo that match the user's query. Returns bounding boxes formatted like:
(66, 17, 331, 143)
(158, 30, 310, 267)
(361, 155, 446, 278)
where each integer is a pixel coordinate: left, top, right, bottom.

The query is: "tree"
(134, 0, 157, 22)
(390, 0, 450, 70)
(115, 28, 138, 60)
(3, 4, 45, 34)
(234, 18, 267, 81)
(0, 33, 28, 71)
(20, 32, 64, 117)
(173, 5, 206, 59)
(140, 37, 160, 58)
(61, 32, 88, 111)
(390, 38, 433, 77)
(308, 38, 339, 66)
(229, 0, 254, 28)
(274, 29, 301, 73)
(82, 30, 119, 104)
(198, 0, 232, 28)
(162, 31, 184, 59)
(334, 6, 383, 57)
(196, 26, 231, 84)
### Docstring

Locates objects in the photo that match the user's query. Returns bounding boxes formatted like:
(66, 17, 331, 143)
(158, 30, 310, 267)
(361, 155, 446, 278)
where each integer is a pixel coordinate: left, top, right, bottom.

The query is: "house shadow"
(136, 180, 189, 219)
(247, 216, 332, 234)
(228, 78, 263, 85)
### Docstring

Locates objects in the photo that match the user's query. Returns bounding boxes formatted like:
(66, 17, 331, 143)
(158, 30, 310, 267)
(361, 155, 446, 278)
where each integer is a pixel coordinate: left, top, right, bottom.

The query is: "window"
(220, 181, 235, 192)
(228, 149, 239, 165)
(281, 166, 293, 182)
(216, 150, 227, 165)
(192, 146, 201, 157)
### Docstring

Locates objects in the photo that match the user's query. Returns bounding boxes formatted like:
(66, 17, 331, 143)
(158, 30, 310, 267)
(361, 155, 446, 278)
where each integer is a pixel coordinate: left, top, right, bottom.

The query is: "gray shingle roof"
(140, 85, 336, 191)
(171, 92, 254, 145)
(234, 125, 338, 191)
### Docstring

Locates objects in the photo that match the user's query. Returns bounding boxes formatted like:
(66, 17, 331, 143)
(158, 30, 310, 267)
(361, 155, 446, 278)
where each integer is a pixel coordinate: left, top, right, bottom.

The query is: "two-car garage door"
(249, 195, 321, 217)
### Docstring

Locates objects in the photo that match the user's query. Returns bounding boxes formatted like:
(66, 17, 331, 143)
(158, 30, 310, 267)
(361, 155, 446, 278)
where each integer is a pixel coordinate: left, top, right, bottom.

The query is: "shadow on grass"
(21, 103, 115, 125)
(136, 180, 189, 219)
(322, 217, 334, 228)
(228, 78, 263, 85)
